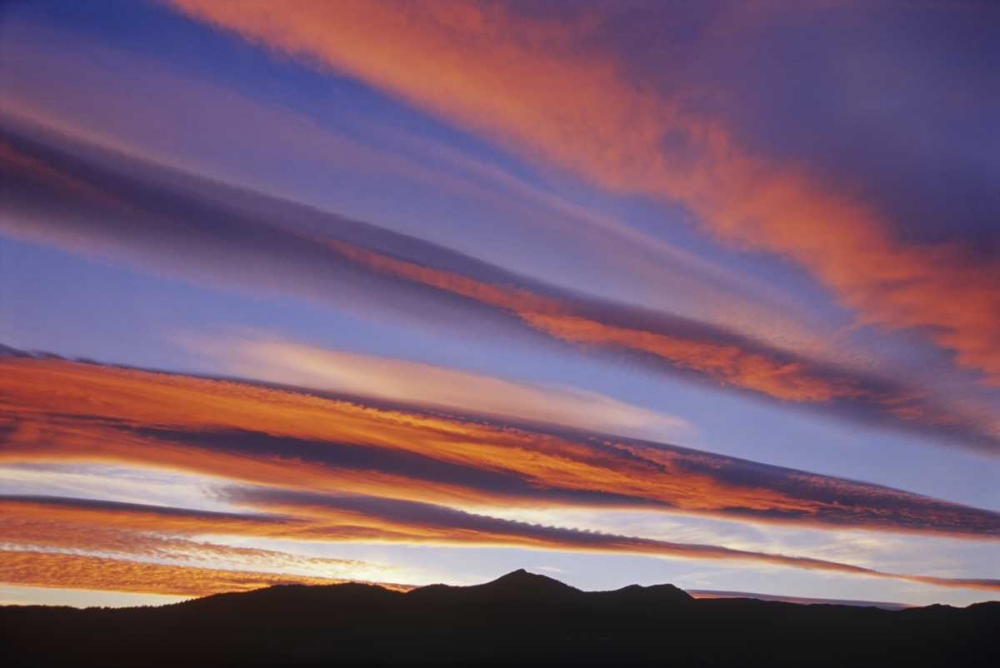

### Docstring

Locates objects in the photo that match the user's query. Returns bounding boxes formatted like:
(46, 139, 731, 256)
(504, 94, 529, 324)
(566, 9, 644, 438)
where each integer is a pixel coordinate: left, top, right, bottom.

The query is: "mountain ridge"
(2, 570, 997, 667)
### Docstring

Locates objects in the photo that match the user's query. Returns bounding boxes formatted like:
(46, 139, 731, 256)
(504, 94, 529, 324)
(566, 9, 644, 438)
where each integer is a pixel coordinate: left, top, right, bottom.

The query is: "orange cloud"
(2, 356, 998, 540)
(3, 123, 996, 451)
(191, 335, 692, 441)
(325, 240, 861, 404)
(4, 491, 997, 596)
(0, 357, 822, 517)
(222, 489, 1000, 593)
(168, 0, 1000, 385)
(325, 239, 1000, 443)
(0, 495, 407, 590)
(0, 550, 366, 598)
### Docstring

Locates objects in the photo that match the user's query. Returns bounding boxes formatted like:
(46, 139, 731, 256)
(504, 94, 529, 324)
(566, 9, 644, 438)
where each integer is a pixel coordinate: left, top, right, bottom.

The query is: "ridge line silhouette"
(3, 570, 996, 667)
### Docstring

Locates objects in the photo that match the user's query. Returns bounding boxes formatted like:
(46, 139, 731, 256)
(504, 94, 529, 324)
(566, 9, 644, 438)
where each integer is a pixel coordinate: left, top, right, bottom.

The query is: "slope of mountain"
(2, 571, 996, 667)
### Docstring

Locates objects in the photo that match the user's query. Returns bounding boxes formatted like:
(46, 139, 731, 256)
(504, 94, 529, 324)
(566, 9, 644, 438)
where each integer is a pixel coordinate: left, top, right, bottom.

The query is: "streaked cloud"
(0, 495, 398, 583)
(1, 123, 996, 453)
(0, 550, 369, 598)
(167, 0, 1000, 386)
(2, 491, 997, 597)
(0, 18, 804, 340)
(0, 492, 412, 598)
(1, 355, 995, 598)
(190, 334, 692, 442)
(2, 0, 996, 609)
(225, 487, 1000, 593)
(2, 355, 998, 541)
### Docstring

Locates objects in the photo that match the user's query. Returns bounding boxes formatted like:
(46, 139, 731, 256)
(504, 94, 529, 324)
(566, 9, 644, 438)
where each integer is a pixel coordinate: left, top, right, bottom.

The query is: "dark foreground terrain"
(2, 570, 997, 667)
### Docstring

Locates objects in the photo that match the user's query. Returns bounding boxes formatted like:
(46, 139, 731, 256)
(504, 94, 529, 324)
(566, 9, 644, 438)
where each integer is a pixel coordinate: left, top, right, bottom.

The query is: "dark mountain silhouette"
(2, 570, 996, 667)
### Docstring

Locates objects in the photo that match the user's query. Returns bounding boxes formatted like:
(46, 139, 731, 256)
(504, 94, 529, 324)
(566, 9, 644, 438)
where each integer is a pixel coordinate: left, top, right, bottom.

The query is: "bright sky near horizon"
(0, 0, 998, 608)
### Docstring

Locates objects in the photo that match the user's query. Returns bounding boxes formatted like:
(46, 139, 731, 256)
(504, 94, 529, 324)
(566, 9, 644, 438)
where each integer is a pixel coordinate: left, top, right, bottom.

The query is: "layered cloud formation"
(2, 121, 997, 454)
(2, 490, 998, 597)
(167, 0, 1000, 386)
(0, 551, 360, 598)
(1, 0, 997, 607)
(2, 354, 999, 540)
(186, 336, 692, 442)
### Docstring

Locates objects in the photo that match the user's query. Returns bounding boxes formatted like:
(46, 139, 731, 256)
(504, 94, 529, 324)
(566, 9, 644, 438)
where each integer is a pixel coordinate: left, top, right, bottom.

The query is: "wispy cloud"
(167, 0, 1000, 385)
(2, 0, 996, 607)
(1, 123, 996, 453)
(2, 355, 998, 541)
(0, 18, 806, 340)
(0, 550, 373, 598)
(0, 492, 410, 598)
(2, 491, 997, 597)
(188, 334, 692, 442)
(226, 487, 1000, 593)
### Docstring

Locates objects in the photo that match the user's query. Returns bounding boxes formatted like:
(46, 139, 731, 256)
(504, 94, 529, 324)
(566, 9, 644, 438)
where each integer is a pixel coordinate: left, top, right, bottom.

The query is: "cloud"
(0, 494, 291, 546)
(190, 335, 693, 442)
(166, 0, 1000, 386)
(0, 17, 801, 340)
(0, 139, 126, 211)
(236, 488, 1000, 592)
(0, 495, 399, 584)
(2, 492, 997, 596)
(0, 550, 369, 598)
(2, 355, 999, 541)
(1, 122, 997, 453)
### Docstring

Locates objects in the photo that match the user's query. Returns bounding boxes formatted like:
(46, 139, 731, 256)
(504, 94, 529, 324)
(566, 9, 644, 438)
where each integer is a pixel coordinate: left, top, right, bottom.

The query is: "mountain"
(2, 571, 996, 667)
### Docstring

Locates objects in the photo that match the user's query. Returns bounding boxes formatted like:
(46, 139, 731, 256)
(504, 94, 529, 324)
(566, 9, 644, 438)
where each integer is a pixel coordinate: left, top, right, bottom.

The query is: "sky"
(0, 0, 998, 608)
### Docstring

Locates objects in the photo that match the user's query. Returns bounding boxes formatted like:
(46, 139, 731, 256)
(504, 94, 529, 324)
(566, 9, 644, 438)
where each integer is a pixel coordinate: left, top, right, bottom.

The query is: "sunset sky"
(1, 0, 998, 609)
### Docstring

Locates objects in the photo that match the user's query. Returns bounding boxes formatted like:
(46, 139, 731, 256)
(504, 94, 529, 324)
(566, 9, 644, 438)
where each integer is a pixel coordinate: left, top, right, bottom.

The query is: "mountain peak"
(480, 569, 579, 595)
(493, 568, 534, 582)
(482, 568, 577, 591)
